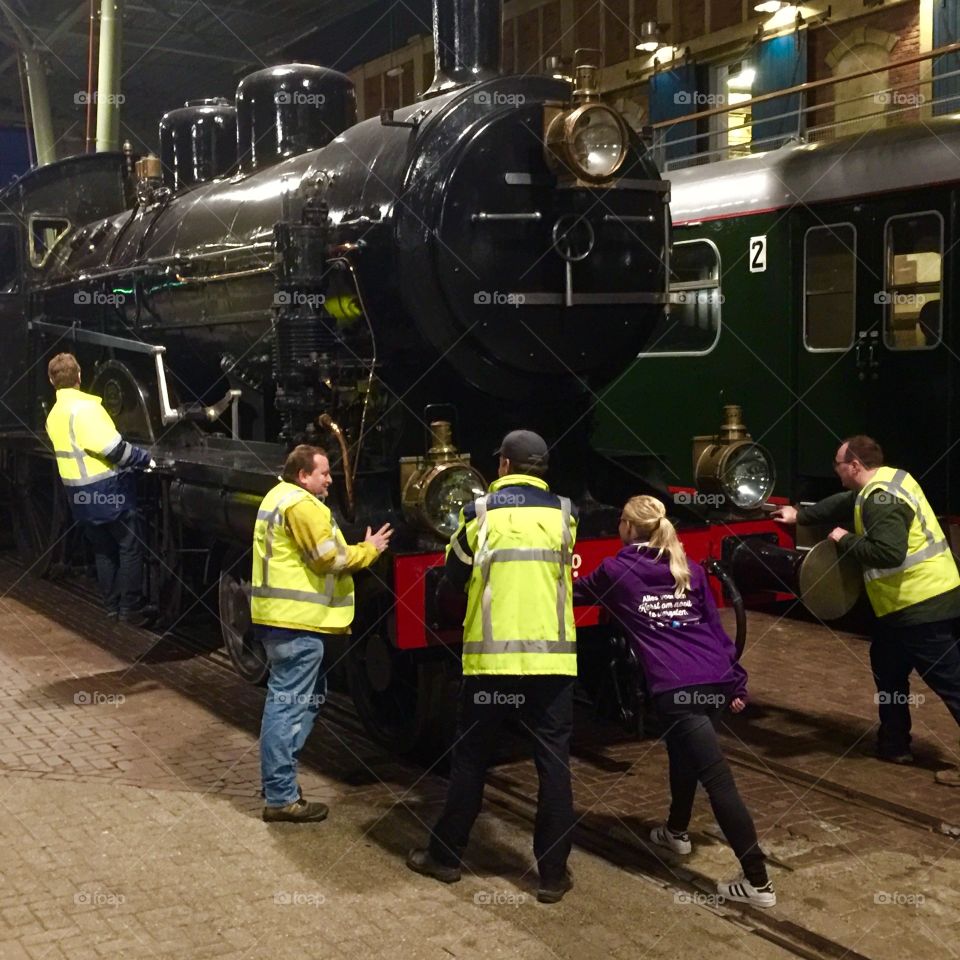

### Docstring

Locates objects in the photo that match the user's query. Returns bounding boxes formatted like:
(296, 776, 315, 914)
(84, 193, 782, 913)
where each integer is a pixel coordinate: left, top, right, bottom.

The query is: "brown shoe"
(935, 766, 960, 786)
(262, 798, 329, 823)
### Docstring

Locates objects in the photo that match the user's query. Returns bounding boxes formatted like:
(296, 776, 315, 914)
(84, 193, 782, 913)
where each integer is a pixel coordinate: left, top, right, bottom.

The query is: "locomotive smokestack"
(424, 0, 503, 96)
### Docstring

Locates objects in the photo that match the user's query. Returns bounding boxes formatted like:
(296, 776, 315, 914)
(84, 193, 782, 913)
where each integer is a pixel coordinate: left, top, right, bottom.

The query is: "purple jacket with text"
(573, 543, 748, 699)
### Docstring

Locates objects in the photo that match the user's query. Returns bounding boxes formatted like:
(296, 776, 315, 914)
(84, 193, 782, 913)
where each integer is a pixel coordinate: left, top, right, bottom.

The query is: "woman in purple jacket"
(573, 495, 775, 907)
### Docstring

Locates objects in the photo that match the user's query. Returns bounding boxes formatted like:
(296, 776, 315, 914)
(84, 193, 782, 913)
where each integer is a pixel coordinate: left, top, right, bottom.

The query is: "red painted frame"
(392, 510, 796, 651)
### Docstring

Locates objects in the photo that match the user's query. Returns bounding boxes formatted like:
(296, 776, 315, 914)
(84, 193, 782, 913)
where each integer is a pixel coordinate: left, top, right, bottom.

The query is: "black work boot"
(262, 798, 329, 823)
(406, 848, 461, 883)
(537, 869, 574, 904)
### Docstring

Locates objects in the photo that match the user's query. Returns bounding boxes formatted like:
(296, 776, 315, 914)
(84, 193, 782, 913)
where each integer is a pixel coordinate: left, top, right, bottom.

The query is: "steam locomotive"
(0, 0, 802, 749)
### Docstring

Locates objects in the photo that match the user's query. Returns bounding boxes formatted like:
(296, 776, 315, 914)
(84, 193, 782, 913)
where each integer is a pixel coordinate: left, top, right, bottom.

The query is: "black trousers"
(871, 616, 960, 756)
(655, 684, 767, 887)
(429, 675, 575, 884)
(83, 511, 143, 615)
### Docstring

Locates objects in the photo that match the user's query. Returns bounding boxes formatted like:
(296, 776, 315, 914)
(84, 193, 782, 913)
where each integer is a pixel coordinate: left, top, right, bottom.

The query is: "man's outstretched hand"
(365, 523, 394, 553)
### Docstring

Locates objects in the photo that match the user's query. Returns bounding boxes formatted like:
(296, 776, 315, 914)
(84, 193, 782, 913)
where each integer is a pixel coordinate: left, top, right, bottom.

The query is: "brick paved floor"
(3, 560, 960, 960)
(0, 562, 796, 960)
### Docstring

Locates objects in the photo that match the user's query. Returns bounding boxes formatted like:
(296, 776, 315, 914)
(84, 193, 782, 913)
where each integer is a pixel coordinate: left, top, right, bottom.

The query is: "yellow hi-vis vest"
(853, 466, 960, 617)
(251, 481, 356, 633)
(45, 388, 123, 488)
(458, 475, 577, 676)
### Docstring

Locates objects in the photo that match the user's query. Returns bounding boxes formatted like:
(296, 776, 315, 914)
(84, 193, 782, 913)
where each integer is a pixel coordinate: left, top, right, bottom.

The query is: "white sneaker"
(649, 824, 692, 855)
(717, 876, 777, 908)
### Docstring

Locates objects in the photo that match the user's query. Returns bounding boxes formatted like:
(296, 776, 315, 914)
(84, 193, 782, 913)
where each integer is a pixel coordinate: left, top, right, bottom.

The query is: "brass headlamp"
(400, 421, 486, 539)
(692, 405, 776, 512)
(543, 52, 629, 185)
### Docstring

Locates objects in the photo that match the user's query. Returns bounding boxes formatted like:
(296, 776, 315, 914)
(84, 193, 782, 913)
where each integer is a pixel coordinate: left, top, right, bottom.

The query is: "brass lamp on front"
(400, 421, 486, 539)
(543, 50, 629, 186)
(692, 405, 776, 512)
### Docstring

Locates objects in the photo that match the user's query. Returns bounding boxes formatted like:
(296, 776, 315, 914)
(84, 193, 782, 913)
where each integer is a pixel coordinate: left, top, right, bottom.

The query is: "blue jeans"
(259, 632, 328, 806)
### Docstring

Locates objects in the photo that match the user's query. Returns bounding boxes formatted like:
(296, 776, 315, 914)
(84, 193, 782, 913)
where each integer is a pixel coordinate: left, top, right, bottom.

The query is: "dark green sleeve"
(796, 491, 857, 526)
(835, 491, 913, 569)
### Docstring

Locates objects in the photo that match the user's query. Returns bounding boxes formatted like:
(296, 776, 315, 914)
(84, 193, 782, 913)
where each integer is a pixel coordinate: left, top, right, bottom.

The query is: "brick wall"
(807, 0, 920, 132)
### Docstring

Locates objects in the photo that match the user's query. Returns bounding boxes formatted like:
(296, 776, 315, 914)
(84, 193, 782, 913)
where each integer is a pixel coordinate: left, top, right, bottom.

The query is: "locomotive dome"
(235, 63, 357, 174)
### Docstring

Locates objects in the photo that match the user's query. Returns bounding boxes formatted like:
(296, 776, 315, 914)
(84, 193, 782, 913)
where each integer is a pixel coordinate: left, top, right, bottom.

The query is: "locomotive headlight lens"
(571, 108, 626, 179)
(719, 443, 776, 511)
(424, 466, 486, 538)
(545, 103, 629, 183)
(695, 440, 776, 513)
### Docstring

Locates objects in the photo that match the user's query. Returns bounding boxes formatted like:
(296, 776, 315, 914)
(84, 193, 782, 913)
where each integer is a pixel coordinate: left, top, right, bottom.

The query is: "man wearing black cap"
(407, 429, 579, 903)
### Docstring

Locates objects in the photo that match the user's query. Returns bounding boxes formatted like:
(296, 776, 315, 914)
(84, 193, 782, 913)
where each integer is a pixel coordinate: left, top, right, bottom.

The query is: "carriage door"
(794, 213, 865, 500)
(0, 216, 27, 431)
(863, 204, 953, 513)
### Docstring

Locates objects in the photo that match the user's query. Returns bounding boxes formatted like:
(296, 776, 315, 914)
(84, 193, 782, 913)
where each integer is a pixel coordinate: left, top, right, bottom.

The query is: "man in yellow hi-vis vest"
(407, 430, 578, 903)
(774, 435, 960, 786)
(255, 444, 392, 822)
(45, 353, 155, 625)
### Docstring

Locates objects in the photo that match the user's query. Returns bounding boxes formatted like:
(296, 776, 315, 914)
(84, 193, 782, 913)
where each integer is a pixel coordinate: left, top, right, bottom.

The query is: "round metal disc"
(797, 539, 862, 621)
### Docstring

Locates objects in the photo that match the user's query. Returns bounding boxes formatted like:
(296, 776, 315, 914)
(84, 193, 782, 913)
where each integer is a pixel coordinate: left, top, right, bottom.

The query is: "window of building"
(642, 239, 721, 356)
(711, 61, 754, 161)
(803, 223, 856, 351)
(0, 223, 19, 294)
(29, 216, 70, 268)
(883, 211, 943, 350)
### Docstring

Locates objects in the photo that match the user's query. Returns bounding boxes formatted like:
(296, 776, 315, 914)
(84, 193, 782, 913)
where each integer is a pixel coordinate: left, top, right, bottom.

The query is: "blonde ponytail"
(621, 495, 691, 596)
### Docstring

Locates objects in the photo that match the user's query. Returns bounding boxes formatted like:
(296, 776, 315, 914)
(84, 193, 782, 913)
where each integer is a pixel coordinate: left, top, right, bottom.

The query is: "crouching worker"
(45, 353, 155, 625)
(254, 444, 392, 822)
(573, 495, 776, 908)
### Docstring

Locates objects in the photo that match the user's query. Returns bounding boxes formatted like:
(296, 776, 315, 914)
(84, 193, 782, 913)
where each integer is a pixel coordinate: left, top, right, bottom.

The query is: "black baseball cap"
(494, 429, 549, 467)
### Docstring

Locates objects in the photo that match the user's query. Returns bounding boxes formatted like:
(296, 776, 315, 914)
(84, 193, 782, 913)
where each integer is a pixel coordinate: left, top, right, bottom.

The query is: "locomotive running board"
(29, 320, 241, 437)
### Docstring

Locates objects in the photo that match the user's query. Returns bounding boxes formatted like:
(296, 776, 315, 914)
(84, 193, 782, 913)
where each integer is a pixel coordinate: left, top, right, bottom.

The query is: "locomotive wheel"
(346, 592, 447, 755)
(10, 452, 70, 579)
(218, 550, 269, 685)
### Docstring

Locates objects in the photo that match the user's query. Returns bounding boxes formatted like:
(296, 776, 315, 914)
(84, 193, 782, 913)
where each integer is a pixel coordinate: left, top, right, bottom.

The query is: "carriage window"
(883, 212, 943, 350)
(0, 224, 18, 293)
(29, 216, 70, 268)
(643, 239, 721, 355)
(804, 224, 856, 351)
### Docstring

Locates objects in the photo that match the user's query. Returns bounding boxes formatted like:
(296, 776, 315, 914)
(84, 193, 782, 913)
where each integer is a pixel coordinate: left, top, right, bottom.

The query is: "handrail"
(648, 38, 960, 130)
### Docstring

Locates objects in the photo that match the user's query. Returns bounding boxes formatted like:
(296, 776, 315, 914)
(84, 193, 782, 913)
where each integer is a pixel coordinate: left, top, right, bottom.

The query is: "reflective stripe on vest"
(853, 467, 960, 615)
(856, 468, 949, 582)
(471, 493, 574, 656)
(253, 494, 353, 609)
(50, 399, 120, 487)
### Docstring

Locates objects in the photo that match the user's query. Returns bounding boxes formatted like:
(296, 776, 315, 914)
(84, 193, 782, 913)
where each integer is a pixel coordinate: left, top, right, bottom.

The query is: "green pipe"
(95, 0, 123, 152)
